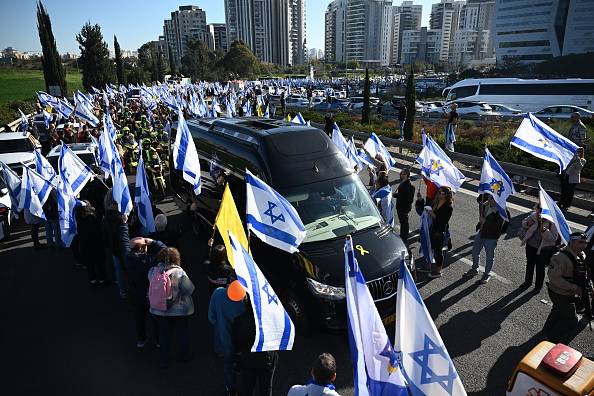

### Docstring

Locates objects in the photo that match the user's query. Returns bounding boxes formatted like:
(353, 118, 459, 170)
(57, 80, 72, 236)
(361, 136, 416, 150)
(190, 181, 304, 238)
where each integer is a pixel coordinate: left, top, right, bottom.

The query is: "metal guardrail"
(306, 120, 594, 194)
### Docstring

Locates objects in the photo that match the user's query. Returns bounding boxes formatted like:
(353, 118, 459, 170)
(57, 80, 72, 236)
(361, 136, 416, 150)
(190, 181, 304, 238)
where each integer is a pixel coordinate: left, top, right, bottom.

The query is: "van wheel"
(282, 290, 310, 334)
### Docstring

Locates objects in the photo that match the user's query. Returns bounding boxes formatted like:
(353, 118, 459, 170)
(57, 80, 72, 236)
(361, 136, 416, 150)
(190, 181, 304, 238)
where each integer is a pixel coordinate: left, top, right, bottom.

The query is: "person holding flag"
(419, 186, 454, 278)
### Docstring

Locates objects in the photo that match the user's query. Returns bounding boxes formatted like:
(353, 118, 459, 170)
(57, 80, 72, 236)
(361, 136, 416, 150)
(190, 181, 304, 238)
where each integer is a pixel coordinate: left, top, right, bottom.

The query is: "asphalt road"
(1, 158, 593, 395)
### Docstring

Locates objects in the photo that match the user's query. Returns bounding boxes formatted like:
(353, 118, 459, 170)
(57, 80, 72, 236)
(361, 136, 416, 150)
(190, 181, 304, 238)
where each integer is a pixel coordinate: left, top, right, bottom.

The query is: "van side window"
(225, 172, 247, 219)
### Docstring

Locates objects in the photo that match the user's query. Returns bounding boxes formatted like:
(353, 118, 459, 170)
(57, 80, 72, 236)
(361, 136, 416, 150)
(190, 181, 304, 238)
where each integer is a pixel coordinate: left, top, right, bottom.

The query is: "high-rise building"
(208, 23, 228, 52)
(450, 0, 495, 66)
(430, 0, 465, 61)
(224, 0, 305, 66)
(400, 27, 444, 64)
(325, 0, 393, 68)
(493, 0, 594, 63)
(163, 6, 211, 66)
(391, 1, 423, 64)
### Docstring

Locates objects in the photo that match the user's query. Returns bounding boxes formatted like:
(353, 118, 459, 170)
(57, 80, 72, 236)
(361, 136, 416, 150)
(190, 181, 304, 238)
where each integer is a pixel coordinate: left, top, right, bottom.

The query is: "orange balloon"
(227, 280, 246, 301)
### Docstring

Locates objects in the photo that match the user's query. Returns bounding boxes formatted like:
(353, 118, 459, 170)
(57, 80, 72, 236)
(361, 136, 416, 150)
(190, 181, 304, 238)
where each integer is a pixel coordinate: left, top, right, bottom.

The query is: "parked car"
(488, 104, 523, 116)
(348, 96, 381, 110)
(0, 132, 41, 175)
(533, 105, 594, 119)
(46, 142, 99, 173)
(426, 101, 492, 117)
(286, 97, 310, 108)
(314, 101, 350, 110)
(169, 118, 410, 332)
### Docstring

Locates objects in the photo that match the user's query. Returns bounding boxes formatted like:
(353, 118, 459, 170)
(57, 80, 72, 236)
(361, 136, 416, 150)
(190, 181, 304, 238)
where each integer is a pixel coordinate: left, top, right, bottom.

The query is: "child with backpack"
(148, 247, 195, 368)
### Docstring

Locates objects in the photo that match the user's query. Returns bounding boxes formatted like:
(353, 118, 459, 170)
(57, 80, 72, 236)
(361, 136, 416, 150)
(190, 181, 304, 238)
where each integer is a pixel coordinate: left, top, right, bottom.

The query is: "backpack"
(540, 243, 565, 268)
(500, 209, 512, 234)
(148, 267, 177, 310)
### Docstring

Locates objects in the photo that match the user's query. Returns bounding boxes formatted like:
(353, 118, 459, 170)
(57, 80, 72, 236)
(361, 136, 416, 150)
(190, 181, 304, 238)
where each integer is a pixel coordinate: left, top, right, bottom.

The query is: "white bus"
(443, 78, 594, 112)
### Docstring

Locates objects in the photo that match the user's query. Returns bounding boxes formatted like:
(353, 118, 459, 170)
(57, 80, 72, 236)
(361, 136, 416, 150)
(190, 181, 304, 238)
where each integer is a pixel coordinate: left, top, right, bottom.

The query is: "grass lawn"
(0, 68, 83, 105)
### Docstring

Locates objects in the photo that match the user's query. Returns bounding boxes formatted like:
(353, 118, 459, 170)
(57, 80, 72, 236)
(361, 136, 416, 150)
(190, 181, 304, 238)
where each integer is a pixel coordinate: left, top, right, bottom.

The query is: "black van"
(170, 117, 409, 332)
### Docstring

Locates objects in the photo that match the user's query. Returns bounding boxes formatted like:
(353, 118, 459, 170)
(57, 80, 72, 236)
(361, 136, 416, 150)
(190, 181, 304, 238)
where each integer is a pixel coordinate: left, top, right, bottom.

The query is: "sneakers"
(463, 269, 478, 277)
(427, 271, 442, 278)
(479, 274, 491, 284)
(137, 333, 151, 348)
(417, 267, 431, 273)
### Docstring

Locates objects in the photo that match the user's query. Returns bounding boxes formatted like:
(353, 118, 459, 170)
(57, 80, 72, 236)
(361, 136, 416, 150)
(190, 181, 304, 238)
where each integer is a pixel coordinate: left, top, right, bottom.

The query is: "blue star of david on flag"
(429, 159, 444, 176)
(379, 340, 400, 372)
(409, 335, 458, 394)
(538, 138, 550, 148)
(262, 281, 278, 305)
(488, 178, 505, 197)
(478, 148, 515, 222)
(263, 201, 285, 224)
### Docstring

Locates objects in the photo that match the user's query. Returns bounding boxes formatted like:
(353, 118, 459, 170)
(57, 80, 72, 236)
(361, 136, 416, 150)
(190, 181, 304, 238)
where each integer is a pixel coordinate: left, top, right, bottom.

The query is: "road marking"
(447, 251, 512, 285)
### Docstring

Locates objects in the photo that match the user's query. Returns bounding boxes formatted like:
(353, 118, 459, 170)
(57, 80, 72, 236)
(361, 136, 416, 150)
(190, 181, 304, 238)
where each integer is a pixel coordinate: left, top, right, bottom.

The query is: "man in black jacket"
(463, 194, 504, 284)
(393, 168, 415, 243)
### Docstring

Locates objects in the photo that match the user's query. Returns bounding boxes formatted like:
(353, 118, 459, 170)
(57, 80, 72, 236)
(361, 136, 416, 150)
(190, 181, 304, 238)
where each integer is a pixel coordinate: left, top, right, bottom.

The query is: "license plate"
(382, 313, 396, 325)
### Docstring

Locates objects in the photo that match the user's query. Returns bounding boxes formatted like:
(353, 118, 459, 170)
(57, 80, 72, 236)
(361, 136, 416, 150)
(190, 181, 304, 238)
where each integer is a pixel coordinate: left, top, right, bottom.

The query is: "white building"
(493, 0, 594, 63)
(325, 0, 393, 68)
(391, 1, 422, 65)
(225, 0, 305, 66)
(163, 6, 211, 66)
(450, 0, 495, 66)
(400, 27, 444, 65)
(430, 0, 465, 62)
(208, 23, 228, 52)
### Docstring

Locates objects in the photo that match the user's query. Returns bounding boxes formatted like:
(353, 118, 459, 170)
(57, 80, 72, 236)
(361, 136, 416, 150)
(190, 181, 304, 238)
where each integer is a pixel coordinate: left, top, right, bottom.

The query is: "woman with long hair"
(422, 186, 454, 278)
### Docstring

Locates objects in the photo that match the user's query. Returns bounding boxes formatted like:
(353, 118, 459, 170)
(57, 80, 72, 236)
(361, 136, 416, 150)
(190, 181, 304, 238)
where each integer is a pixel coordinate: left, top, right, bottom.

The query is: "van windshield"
(282, 174, 382, 243)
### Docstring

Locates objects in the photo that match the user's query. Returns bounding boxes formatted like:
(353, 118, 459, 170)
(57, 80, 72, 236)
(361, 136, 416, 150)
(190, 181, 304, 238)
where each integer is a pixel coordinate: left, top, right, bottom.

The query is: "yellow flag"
(285, 114, 291, 122)
(214, 184, 250, 267)
(257, 102, 263, 117)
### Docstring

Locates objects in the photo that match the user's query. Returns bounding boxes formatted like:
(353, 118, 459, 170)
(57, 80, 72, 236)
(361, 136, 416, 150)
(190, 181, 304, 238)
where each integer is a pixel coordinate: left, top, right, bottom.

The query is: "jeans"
(543, 288, 578, 343)
(213, 323, 223, 356)
(154, 315, 190, 367)
(525, 245, 544, 289)
(471, 234, 498, 275)
(560, 177, 577, 207)
(112, 255, 126, 296)
(45, 219, 63, 247)
(223, 343, 237, 393)
(134, 295, 159, 342)
(398, 121, 405, 139)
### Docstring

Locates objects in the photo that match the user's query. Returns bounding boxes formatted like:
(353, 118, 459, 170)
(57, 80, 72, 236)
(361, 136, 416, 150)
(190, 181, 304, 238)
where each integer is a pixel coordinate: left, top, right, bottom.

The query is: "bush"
(0, 99, 37, 126)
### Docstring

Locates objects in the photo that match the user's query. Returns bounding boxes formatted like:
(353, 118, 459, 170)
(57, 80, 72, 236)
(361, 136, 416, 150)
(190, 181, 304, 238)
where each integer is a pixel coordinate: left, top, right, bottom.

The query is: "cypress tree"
(36, 1, 67, 96)
(404, 67, 416, 140)
(362, 68, 371, 124)
(114, 35, 125, 86)
(76, 22, 114, 92)
(168, 46, 176, 76)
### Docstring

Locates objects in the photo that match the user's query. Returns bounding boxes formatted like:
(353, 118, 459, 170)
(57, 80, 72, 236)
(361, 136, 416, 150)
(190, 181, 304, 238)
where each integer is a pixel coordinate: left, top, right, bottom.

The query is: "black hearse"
(170, 117, 409, 331)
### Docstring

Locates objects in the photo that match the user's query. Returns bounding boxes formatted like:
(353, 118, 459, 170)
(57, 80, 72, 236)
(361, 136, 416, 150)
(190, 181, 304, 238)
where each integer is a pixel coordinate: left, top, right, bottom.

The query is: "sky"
(0, 0, 434, 56)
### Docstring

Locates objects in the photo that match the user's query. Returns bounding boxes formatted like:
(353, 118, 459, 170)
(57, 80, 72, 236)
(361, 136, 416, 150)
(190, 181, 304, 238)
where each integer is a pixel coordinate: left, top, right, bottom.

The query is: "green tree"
(36, 1, 67, 96)
(114, 35, 125, 86)
(221, 40, 260, 80)
(168, 46, 176, 76)
(138, 42, 166, 83)
(76, 22, 114, 92)
(180, 40, 215, 81)
(362, 68, 371, 124)
(404, 68, 416, 140)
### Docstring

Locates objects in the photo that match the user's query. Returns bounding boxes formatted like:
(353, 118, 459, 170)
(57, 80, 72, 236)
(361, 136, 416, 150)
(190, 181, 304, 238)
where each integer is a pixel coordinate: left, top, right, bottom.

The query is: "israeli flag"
(37, 91, 59, 108)
(74, 93, 99, 127)
(246, 170, 306, 253)
(42, 109, 52, 129)
(478, 148, 515, 222)
(19, 109, 28, 132)
(172, 110, 201, 195)
(363, 133, 395, 168)
(291, 112, 306, 125)
(228, 230, 295, 352)
(357, 148, 375, 169)
(135, 148, 155, 232)
(91, 86, 101, 94)
(242, 101, 252, 117)
(538, 181, 571, 244)
(209, 152, 222, 183)
(226, 99, 234, 118)
(417, 135, 466, 193)
(395, 253, 467, 396)
(0, 161, 22, 219)
(263, 105, 270, 118)
(18, 166, 53, 220)
(57, 99, 74, 120)
(419, 211, 434, 264)
(332, 123, 349, 154)
(57, 172, 82, 247)
(98, 118, 114, 177)
(345, 237, 408, 396)
(108, 138, 132, 216)
(511, 113, 578, 173)
(35, 150, 57, 186)
(58, 143, 93, 196)
(371, 185, 395, 227)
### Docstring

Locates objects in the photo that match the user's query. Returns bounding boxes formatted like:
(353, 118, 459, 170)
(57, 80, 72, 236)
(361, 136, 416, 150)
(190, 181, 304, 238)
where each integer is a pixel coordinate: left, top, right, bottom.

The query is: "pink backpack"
(148, 267, 176, 310)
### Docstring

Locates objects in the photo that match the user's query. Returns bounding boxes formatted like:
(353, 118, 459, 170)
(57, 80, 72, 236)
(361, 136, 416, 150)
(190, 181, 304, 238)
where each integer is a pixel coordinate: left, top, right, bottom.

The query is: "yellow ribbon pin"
(355, 245, 369, 256)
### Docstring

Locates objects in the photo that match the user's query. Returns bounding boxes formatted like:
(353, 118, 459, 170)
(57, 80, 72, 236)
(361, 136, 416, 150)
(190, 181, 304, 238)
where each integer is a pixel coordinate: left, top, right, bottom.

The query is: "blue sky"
(1, 0, 434, 56)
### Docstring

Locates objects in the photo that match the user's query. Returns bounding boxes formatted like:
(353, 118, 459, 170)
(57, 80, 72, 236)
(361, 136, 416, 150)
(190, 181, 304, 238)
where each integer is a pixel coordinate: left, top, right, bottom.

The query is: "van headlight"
(306, 278, 346, 301)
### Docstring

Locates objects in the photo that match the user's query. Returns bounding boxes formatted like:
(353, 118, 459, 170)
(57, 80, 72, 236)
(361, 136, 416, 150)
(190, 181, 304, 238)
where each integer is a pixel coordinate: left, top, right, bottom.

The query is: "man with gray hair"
(148, 203, 197, 250)
(568, 112, 587, 147)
